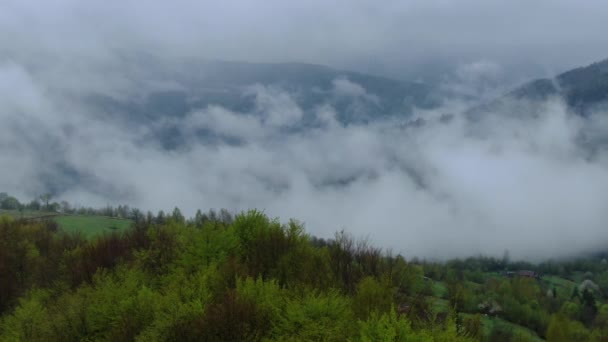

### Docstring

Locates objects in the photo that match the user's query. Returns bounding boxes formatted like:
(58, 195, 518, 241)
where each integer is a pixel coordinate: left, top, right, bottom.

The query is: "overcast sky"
(2, 1, 608, 260)
(2, 0, 608, 81)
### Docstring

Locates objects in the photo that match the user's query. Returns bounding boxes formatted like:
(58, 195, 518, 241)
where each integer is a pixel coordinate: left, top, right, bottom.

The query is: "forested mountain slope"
(1, 208, 608, 341)
(470, 59, 608, 118)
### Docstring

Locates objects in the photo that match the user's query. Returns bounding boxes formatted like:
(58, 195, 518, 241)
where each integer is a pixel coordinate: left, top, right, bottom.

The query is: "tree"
(171, 207, 185, 224)
(102, 205, 114, 217)
(353, 276, 392, 319)
(26, 200, 41, 211)
(502, 249, 510, 267)
(194, 209, 205, 228)
(553, 286, 558, 299)
(156, 210, 166, 224)
(130, 208, 143, 223)
(48, 202, 60, 212)
(219, 208, 233, 225)
(594, 304, 608, 328)
(60, 201, 71, 213)
(39, 193, 52, 211)
(462, 314, 482, 340)
(145, 211, 154, 224)
(356, 310, 413, 341)
(1, 196, 21, 210)
(207, 209, 218, 222)
(546, 314, 570, 342)
(581, 288, 598, 325)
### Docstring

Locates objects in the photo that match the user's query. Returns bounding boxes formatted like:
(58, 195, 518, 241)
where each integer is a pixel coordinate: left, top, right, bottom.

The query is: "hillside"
(1, 208, 608, 341)
(470, 59, 608, 119)
(86, 58, 439, 130)
(0, 193, 133, 239)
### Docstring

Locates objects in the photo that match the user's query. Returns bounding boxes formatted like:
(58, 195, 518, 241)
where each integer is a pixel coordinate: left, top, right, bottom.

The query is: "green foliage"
(136, 224, 180, 274)
(236, 277, 283, 317)
(272, 289, 355, 341)
(595, 304, 608, 328)
(0, 290, 52, 341)
(393, 258, 425, 296)
(173, 224, 236, 273)
(353, 276, 393, 319)
(461, 314, 482, 340)
(0, 195, 22, 210)
(232, 209, 288, 277)
(354, 309, 475, 342)
(487, 317, 544, 342)
(170, 207, 185, 224)
(2, 207, 608, 340)
(355, 309, 419, 342)
(546, 313, 591, 342)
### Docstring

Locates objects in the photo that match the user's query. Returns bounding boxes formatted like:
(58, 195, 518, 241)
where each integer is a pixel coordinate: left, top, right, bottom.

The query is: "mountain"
(513, 59, 608, 113)
(471, 59, 608, 118)
(85, 58, 440, 127)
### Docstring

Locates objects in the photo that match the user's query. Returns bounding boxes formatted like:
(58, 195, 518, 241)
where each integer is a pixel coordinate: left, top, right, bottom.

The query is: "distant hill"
(86, 58, 439, 127)
(470, 59, 608, 118)
(80, 58, 443, 150)
(514, 59, 608, 113)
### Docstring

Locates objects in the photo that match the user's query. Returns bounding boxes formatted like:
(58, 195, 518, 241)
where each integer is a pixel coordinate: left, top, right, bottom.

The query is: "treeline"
(2, 208, 608, 340)
(0, 192, 233, 227)
(0, 211, 477, 341)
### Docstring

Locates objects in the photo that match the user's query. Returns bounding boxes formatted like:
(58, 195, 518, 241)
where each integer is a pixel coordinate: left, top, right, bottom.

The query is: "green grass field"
(430, 297, 450, 312)
(0, 209, 59, 219)
(0, 210, 132, 239)
(541, 275, 578, 300)
(478, 315, 544, 341)
(431, 280, 448, 298)
(54, 215, 132, 239)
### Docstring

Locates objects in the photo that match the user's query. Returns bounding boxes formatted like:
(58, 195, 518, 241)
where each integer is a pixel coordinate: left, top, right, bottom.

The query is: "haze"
(2, 1, 608, 260)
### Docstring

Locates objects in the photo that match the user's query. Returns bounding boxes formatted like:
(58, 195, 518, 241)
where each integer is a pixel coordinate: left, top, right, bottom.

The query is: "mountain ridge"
(474, 58, 608, 117)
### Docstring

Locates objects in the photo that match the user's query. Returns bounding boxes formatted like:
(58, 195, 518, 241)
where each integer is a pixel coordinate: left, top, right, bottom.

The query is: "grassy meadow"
(0, 209, 132, 239)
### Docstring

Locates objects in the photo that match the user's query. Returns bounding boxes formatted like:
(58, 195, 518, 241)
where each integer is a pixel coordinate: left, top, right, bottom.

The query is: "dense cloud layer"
(2, 1, 608, 81)
(2, 1, 608, 260)
(3, 57, 608, 260)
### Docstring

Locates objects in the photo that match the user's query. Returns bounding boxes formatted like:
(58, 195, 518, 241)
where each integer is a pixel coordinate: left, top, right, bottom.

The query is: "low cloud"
(247, 84, 304, 127)
(2, 61, 608, 261)
(2, 1, 608, 81)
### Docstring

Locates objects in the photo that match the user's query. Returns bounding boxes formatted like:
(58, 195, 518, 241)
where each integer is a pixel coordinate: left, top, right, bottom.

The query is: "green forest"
(1, 194, 608, 341)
